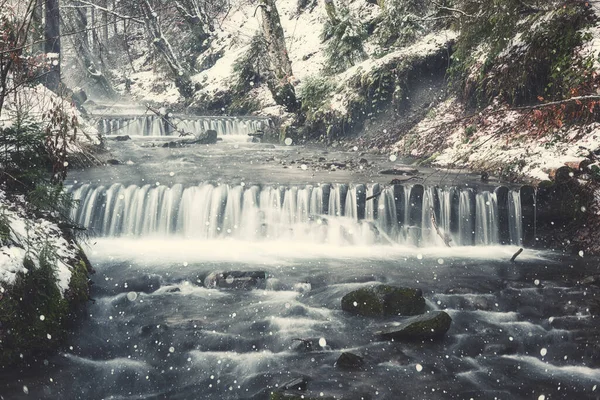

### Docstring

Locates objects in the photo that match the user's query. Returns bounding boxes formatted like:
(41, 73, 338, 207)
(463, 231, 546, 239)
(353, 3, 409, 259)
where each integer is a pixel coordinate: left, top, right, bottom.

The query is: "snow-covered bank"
(0, 189, 92, 367)
(391, 98, 600, 182)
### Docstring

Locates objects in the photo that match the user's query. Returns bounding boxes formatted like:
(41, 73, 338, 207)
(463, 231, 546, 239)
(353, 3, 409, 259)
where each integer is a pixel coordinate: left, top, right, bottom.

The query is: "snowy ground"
(0, 84, 100, 146)
(0, 190, 77, 295)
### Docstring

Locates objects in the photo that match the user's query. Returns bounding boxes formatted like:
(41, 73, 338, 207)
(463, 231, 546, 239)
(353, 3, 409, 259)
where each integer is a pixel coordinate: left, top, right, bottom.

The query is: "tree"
(44, 0, 61, 92)
(259, 0, 299, 112)
(139, 0, 194, 98)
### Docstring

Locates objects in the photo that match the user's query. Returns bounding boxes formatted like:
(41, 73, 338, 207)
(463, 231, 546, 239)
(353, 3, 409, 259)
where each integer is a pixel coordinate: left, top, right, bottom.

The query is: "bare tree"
(139, 0, 194, 98)
(259, 0, 299, 112)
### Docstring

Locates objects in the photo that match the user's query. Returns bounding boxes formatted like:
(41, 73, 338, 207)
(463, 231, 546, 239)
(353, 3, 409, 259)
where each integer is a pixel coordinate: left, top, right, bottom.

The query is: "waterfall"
(508, 190, 523, 246)
(475, 191, 500, 245)
(95, 115, 271, 137)
(70, 183, 524, 247)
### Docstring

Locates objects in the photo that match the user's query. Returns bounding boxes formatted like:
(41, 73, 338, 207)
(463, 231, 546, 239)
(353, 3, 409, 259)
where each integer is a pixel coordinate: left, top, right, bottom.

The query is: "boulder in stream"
(114, 135, 131, 141)
(335, 352, 364, 369)
(376, 311, 452, 341)
(341, 285, 426, 317)
(204, 271, 267, 290)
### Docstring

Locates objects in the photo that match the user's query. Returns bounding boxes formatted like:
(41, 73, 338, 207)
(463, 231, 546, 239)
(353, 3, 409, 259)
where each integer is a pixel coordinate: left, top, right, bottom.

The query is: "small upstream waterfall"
(95, 115, 271, 137)
(70, 183, 525, 246)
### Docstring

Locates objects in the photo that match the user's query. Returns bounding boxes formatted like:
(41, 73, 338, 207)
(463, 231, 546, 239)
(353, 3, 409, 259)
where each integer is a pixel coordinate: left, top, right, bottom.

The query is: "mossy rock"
(341, 284, 426, 317)
(376, 311, 452, 341)
(0, 251, 91, 367)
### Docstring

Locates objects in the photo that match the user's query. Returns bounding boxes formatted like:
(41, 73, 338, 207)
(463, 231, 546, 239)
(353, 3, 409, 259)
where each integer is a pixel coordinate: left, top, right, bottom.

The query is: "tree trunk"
(260, 0, 299, 112)
(140, 0, 194, 98)
(66, 4, 116, 98)
(44, 0, 61, 92)
(101, 0, 109, 42)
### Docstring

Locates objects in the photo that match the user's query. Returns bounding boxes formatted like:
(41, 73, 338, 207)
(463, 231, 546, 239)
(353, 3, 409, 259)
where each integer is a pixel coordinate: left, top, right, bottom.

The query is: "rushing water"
(95, 115, 271, 137)
(2, 120, 599, 400)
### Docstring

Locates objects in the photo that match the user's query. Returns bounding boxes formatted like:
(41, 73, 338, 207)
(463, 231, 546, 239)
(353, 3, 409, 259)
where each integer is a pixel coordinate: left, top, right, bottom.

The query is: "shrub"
(299, 76, 336, 120)
(232, 33, 269, 94)
(377, 0, 429, 48)
(322, 8, 367, 74)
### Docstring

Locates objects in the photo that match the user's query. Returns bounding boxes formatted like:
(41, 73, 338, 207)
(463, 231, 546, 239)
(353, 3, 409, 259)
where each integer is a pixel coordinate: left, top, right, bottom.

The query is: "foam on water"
(86, 238, 547, 266)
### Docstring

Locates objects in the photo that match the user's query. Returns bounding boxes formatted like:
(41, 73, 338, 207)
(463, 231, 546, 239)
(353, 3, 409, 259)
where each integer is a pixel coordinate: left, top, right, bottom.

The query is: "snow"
(0, 190, 77, 295)
(0, 83, 100, 146)
(399, 97, 600, 181)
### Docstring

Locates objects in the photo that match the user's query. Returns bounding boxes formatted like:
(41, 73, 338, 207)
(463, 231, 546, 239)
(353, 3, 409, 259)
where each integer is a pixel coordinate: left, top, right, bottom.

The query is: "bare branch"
(431, 0, 474, 18)
(70, 0, 144, 24)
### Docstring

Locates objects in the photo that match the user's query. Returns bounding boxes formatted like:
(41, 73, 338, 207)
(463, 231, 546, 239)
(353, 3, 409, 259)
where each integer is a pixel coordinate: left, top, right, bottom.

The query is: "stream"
(1, 119, 599, 400)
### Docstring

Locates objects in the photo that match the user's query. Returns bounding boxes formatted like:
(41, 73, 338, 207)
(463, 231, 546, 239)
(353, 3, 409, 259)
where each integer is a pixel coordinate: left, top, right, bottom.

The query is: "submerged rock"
(113, 135, 131, 141)
(124, 275, 161, 294)
(341, 285, 426, 317)
(335, 352, 364, 369)
(376, 311, 452, 341)
(204, 271, 267, 290)
(582, 275, 600, 286)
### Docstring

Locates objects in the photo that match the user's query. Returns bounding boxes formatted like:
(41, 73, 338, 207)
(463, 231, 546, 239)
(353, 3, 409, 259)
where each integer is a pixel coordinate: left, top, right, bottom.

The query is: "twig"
(431, 0, 474, 17)
(145, 105, 192, 137)
(366, 191, 382, 201)
(510, 248, 524, 262)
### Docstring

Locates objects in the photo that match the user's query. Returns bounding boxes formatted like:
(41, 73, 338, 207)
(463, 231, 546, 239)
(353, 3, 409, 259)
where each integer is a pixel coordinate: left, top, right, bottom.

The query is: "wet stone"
(335, 352, 364, 369)
(341, 285, 426, 317)
(376, 311, 452, 341)
(204, 271, 267, 290)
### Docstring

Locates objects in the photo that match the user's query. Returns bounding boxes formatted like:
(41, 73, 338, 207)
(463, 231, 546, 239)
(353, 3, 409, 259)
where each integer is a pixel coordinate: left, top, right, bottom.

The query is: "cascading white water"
(475, 191, 500, 245)
(70, 183, 524, 247)
(96, 115, 270, 137)
(508, 190, 523, 246)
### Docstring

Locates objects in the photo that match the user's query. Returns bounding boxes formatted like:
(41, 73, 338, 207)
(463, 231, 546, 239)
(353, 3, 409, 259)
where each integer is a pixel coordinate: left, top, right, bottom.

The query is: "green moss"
(0, 249, 91, 367)
(450, 1, 596, 108)
(377, 311, 452, 340)
(341, 284, 425, 317)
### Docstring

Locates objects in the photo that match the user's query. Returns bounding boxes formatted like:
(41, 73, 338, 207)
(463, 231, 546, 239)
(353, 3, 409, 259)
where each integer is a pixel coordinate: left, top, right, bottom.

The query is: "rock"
(196, 129, 218, 144)
(124, 275, 161, 294)
(106, 159, 122, 165)
(114, 135, 131, 141)
(341, 285, 426, 317)
(335, 352, 364, 369)
(359, 158, 369, 164)
(582, 275, 600, 286)
(204, 271, 267, 290)
(71, 87, 87, 107)
(379, 166, 418, 175)
(291, 337, 335, 352)
(376, 311, 452, 341)
(278, 376, 309, 392)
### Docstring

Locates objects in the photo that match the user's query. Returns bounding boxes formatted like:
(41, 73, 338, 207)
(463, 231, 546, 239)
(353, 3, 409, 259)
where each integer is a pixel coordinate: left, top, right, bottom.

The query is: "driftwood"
(366, 191, 383, 201)
(510, 248, 524, 262)
(430, 207, 451, 247)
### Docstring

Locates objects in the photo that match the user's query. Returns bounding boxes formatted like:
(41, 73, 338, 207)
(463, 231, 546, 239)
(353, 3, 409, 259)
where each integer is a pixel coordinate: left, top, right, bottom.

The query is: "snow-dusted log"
(259, 0, 299, 112)
(139, 0, 194, 99)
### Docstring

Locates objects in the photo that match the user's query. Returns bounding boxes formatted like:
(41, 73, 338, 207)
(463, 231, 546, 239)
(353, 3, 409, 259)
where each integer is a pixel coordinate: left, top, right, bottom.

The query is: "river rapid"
(1, 132, 599, 400)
